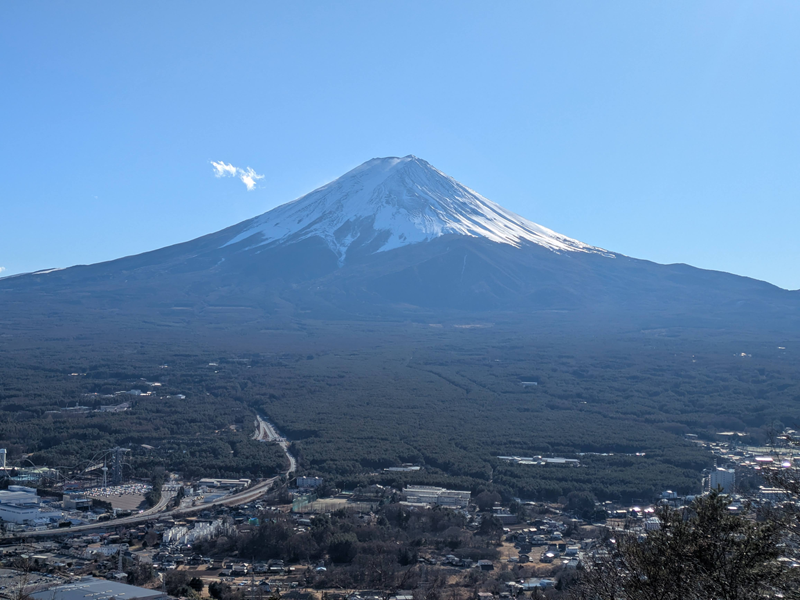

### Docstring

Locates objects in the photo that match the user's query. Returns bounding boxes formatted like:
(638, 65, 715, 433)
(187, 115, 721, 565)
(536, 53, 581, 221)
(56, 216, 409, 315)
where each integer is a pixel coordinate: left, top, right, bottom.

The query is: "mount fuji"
(222, 156, 610, 263)
(2, 156, 798, 331)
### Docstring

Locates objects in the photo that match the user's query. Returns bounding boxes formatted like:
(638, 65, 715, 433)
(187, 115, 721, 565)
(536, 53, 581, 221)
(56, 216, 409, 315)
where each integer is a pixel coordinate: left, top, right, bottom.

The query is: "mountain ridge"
(1, 156, 798, 334)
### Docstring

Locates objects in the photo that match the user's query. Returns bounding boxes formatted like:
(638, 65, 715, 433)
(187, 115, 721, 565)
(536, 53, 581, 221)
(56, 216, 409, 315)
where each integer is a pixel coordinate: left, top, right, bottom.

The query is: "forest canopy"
(0, 317, 796, 501)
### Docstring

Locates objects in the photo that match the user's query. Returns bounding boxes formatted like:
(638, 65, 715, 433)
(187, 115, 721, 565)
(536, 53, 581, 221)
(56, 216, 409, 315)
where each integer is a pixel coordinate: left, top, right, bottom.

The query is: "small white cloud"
(0, 267, 5, 273)
(238, 167, 265, 191)
(210, 160, 264, 191)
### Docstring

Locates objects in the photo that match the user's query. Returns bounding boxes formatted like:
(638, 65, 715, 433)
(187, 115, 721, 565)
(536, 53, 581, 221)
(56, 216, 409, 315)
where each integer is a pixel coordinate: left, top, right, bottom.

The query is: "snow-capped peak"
(223, 156, 611, 262)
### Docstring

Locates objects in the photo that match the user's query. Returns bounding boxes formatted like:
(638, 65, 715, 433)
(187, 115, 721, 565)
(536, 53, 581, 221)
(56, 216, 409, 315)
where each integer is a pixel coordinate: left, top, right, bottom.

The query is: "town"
(2, 418, 798, 600)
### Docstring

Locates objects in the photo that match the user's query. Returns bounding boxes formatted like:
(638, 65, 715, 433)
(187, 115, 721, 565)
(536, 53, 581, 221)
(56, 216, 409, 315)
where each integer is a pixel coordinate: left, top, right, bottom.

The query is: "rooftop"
(31, 577, 167, 600)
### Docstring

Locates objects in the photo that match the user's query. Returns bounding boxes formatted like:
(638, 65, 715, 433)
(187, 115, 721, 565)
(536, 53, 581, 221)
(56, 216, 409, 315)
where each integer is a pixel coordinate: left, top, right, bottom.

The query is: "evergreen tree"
(573, 490, 798, 600)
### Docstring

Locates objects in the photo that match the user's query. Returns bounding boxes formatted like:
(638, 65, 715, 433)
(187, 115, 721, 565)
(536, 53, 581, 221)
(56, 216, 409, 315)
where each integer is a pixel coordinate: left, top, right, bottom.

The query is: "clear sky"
(2, 1, 799, 289)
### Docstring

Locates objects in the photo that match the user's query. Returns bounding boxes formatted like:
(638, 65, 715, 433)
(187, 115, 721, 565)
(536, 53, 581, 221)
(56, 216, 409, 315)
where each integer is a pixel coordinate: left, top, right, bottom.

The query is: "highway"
(254, 415, 297, 473)
(252, 415, 279, 442)
(20, 416, 296, 539)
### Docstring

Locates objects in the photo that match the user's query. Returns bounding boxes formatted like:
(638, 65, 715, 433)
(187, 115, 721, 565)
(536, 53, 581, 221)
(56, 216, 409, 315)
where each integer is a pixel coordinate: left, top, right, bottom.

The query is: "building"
(403, 485, 470, 508)
(541, 457, 580, 466)
(7, 466, 59, 485)
(709, 468, 735, 494)
(32, 577, 167, 600)
(63, 494, 92, 511)
(497, 455, 581, 467)
(437, 488, 471, 508)
(757, 487, 790, 503)
(99, 402, 130, 412)
(492, 507, 518, 525)
(0, 485, 62, 524)
(522, 578, 555, 590)
(296, 476, 324, 489)
(197, 478, 251, 489)
(383, 465, 421, 472)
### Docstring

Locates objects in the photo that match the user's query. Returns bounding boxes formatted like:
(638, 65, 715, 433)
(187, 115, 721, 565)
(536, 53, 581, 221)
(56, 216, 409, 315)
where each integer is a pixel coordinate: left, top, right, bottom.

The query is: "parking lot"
(84, 483, 153, 510)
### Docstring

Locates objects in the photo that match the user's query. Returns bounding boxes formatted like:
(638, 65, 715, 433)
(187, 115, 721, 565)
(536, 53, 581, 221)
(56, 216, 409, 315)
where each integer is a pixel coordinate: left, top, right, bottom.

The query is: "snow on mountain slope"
(223, 155, 612, 263)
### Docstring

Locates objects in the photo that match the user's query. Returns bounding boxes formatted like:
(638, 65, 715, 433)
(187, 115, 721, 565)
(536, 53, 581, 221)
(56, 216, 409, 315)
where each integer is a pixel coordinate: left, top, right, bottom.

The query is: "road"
(143, 491, 174, 515)
(22, 476, 278, 538)
(20, 417, 296, 539)
(252, 415, 279, 442)
(254, 415, 297, 473)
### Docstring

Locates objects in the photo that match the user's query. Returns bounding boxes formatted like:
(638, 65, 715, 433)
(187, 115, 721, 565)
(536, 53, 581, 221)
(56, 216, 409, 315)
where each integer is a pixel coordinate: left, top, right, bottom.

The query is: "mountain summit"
(222, 156, 610, 264)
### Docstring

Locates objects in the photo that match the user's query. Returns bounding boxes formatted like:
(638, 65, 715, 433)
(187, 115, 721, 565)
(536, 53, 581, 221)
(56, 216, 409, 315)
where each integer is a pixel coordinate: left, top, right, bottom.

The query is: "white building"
(709, 468, 735, 494)
(403, 485, 470, 508)
(0, 485, 62, 524)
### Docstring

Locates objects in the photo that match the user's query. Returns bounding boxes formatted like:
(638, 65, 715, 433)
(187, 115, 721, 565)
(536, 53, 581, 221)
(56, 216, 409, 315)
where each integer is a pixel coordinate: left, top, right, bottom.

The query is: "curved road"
(21, 417, 296, 538)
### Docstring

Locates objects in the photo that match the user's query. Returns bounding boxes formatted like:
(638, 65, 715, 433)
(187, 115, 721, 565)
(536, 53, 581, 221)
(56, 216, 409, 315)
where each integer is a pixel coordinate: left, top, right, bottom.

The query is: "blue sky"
(1, 1, 799, 289)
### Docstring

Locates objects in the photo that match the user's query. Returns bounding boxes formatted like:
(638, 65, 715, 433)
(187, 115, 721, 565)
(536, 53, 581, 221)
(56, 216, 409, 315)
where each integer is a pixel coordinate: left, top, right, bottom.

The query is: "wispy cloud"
(211, 161, 238, 178)
(237, 168, 264, 192)
(211, 160, 264, 191)
(0, 267, 5, 274)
